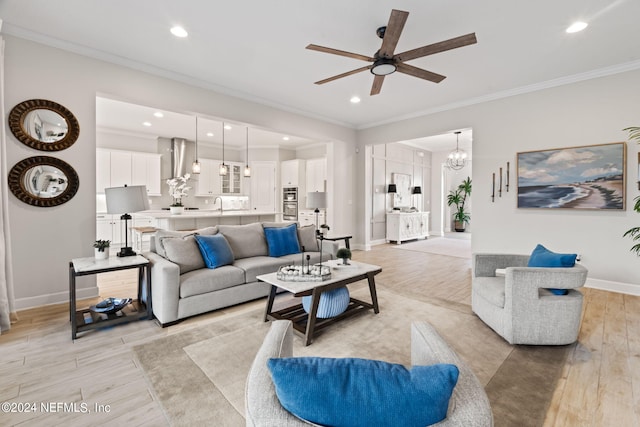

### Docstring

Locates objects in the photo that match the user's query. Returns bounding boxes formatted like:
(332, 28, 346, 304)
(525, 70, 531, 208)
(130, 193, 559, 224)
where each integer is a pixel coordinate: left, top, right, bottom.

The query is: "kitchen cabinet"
(299, 209, 324, 228)
(195, 158, 222, 196)
(96, 214, 123, 245)
(131, 152, 162, 196)
(305, 158, 326, 192)
(281, 159, 306, 187)
(386, 212, 430, 244)
(250, 161, 276, 212)
(222, 162, 243, 194)
(96, 149, 161, 195)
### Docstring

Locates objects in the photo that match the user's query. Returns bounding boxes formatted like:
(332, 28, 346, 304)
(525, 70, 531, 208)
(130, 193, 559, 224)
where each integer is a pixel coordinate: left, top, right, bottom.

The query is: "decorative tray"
(90, 297, 132, 314)
(277, 264, 331, 282)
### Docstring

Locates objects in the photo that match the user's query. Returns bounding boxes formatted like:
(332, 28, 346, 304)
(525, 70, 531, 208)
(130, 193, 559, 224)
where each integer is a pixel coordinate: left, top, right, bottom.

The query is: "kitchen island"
(134, 210, 281, 231)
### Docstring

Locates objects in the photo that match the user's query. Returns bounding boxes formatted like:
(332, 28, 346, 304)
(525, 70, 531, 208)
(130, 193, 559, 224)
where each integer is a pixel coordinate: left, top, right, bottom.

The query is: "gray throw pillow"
(161, 235, 205, 274)
(298, 225, 318, 252)
(155, 226, 218, 258)
(217, 223, 268, 259)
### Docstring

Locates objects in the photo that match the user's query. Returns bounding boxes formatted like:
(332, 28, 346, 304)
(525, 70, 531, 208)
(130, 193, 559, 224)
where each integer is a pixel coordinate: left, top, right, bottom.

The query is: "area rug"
(134, 287, 572, 427)
(392, 236, 472, 259)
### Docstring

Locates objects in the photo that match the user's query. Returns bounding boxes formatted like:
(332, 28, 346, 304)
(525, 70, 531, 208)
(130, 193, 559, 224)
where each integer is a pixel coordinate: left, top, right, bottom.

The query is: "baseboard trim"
(585, 277, 640, 296)
(15, 286, 100, 311)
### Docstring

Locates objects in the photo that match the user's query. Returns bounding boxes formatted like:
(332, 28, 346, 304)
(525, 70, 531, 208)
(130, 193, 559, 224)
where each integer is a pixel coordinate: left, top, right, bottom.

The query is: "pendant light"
(219, 122, 228, 176)
(446, 131, 467, 170)
(244, 127, 251, 177)
(191, 116, 201, 174)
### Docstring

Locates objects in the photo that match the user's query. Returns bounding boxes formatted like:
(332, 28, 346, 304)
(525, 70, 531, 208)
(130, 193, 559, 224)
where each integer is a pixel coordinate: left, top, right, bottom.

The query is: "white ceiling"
(2, 0, 640, 150)
(96, 97, 315, 149)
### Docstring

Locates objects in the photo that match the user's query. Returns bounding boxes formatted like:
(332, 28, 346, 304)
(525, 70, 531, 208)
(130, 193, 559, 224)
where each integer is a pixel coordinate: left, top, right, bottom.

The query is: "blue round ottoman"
(302, 287, 350, 318)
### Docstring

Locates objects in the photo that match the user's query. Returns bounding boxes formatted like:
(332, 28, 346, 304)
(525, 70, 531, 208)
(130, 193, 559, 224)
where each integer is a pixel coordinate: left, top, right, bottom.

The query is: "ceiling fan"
(306, 9, 477, 95)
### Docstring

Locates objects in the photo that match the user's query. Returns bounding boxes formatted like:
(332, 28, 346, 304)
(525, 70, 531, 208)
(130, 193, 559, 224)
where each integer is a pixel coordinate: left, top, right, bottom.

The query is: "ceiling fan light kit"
(307, 9, 477, 95)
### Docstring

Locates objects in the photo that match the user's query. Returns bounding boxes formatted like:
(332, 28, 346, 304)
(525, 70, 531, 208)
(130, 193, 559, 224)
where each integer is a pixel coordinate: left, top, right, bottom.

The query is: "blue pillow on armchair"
(264, 223, 301, 257)
(528, 244, 578, 295)
(268, 357, 459, 427)
(528, 244, 577, 268)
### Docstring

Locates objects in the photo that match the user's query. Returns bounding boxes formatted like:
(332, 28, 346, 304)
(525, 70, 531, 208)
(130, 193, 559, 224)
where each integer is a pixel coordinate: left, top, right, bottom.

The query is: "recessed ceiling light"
(224, 125, 232, 130)
(350, 96, 361, 104)
(153, 112, 164, 118)
(282, 136, 290, 141)
(566, 21, 588, 33)
(206, 132, 214, 137)
(170, 26, 188, 38)
(142, 121, 152, 127)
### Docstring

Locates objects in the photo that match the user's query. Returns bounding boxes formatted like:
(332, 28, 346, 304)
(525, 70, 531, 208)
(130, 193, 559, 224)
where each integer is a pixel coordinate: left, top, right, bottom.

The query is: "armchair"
(472, 253, 588, 345)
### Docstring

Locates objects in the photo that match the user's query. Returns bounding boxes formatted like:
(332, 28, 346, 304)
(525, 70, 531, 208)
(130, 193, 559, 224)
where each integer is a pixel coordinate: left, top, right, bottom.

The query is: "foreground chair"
(472, 253, 588, 345)
(245, 320, 493, 427)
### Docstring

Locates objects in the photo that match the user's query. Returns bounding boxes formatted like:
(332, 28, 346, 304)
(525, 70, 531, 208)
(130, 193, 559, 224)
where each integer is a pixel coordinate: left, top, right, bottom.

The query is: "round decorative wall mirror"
(8, 156, 80, 207)
(8, 99, 80, 151)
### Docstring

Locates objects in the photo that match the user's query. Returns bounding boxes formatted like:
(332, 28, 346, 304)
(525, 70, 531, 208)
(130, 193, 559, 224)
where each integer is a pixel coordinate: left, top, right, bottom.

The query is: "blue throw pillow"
(194, 234, 234, 269)
(264, 223, 301, 257)
(268, 357, 459, 427)
(527, 244, 577, 268)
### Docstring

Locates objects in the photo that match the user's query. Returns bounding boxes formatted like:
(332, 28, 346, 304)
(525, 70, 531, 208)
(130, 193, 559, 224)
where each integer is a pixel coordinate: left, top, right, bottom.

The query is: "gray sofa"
(144, 222, 336, 326)
(245, 320, 493, 427)
(472, 253, 588, 345)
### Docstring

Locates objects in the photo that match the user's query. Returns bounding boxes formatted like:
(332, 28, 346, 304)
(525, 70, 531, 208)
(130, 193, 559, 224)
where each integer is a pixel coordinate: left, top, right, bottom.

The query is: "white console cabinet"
(386, 212, 430, 244)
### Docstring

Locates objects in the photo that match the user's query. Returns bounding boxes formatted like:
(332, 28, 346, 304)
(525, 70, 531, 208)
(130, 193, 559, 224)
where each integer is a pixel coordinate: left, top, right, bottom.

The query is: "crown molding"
(358, 59, 640, 130)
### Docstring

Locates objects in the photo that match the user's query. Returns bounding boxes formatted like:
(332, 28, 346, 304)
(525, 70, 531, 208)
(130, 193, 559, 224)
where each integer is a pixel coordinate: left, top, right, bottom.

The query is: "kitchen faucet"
(213, 196, 223, 213)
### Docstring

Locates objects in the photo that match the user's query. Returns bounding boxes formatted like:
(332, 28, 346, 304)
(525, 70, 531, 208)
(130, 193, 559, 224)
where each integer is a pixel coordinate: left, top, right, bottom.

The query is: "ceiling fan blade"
(394, 33, 477, 62)
(306, 44, 374, 62)
(314, 65, 372, 85)
(379, 9, 409, 58)
(371, 75, 385, 95)
(396, 63, 446, 83)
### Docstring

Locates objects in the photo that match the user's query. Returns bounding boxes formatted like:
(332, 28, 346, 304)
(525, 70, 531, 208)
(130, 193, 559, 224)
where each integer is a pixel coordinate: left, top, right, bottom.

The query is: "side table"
(322, 234, 352, 249)
(69, 255, 152, 339)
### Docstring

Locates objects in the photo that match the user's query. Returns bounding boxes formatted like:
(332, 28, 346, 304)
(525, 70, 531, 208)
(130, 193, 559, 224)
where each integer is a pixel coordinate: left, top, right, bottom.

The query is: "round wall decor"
(8, 156, 80, 207)
(8, 99, 80, 151)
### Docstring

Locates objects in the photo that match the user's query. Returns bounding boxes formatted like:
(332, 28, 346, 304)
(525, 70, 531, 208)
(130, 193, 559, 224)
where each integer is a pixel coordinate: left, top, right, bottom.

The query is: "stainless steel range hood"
(171, 138, 194, 178)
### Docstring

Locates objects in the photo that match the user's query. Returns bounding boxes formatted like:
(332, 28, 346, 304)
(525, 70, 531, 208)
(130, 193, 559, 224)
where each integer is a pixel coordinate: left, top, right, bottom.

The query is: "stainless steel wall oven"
(283, 187, 298, 220)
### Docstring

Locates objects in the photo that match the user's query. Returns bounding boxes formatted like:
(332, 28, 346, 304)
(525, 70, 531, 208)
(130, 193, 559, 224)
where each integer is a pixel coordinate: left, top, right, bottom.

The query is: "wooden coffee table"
(258, 261, 382, 345)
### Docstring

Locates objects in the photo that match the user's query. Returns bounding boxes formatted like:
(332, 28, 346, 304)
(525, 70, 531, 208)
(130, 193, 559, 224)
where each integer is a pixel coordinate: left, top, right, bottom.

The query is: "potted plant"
(94, 239, 110, 260)
(447, 176, 472, 232)
(166, 174, 191, 214)
(336, 247, 352, 265)
(623, 127, 640, 253)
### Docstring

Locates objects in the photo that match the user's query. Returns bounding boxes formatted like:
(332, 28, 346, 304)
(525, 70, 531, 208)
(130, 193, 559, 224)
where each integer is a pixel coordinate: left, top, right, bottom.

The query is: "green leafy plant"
(336, 247, 352, 265)
(623, 127, 640, 255)
(93, 239, 111, 252)
(447, 177, 472, 230)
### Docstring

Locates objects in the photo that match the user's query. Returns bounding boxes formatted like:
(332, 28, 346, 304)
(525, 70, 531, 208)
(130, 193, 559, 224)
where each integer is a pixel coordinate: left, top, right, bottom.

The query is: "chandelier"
(446, 131, 467, 170)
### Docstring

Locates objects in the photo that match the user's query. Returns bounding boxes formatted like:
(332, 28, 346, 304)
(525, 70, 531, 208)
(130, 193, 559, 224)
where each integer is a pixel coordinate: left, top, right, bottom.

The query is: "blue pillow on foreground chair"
(267, 357, 459, 427)
(528, 244, 578, 295)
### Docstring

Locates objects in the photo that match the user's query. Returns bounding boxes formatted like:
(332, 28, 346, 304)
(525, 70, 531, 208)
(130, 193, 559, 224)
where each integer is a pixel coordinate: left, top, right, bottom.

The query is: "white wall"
(4, 35, 356, 309)
(358, 69, 640, 293)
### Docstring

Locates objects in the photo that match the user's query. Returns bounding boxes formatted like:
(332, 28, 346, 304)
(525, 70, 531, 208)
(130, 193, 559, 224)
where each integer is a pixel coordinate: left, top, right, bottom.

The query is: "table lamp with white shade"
(105, 185, 150, 257)
(306, 191, 327, 232)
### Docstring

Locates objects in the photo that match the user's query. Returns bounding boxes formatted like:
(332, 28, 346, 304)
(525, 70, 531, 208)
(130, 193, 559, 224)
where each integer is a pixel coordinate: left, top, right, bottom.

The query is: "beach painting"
(517, 142, 625, 210)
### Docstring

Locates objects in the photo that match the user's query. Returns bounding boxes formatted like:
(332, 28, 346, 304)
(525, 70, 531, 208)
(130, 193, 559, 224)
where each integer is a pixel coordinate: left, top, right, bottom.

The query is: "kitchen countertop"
(132, 210, 280, 219)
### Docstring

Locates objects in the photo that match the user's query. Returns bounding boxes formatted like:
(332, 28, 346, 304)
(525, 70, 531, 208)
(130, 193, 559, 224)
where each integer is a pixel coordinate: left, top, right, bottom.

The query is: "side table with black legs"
(69, 255, 152, 339)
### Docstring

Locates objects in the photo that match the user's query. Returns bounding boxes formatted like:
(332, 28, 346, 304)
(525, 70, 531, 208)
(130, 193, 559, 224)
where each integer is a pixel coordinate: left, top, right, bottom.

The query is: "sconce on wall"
(387, 184, 397, 193)
(411, 186, 422, 194)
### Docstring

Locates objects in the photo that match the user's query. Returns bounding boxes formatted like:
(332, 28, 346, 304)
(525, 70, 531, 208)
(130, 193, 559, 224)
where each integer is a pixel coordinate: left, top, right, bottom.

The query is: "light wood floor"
(0, 244, 638, 426)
